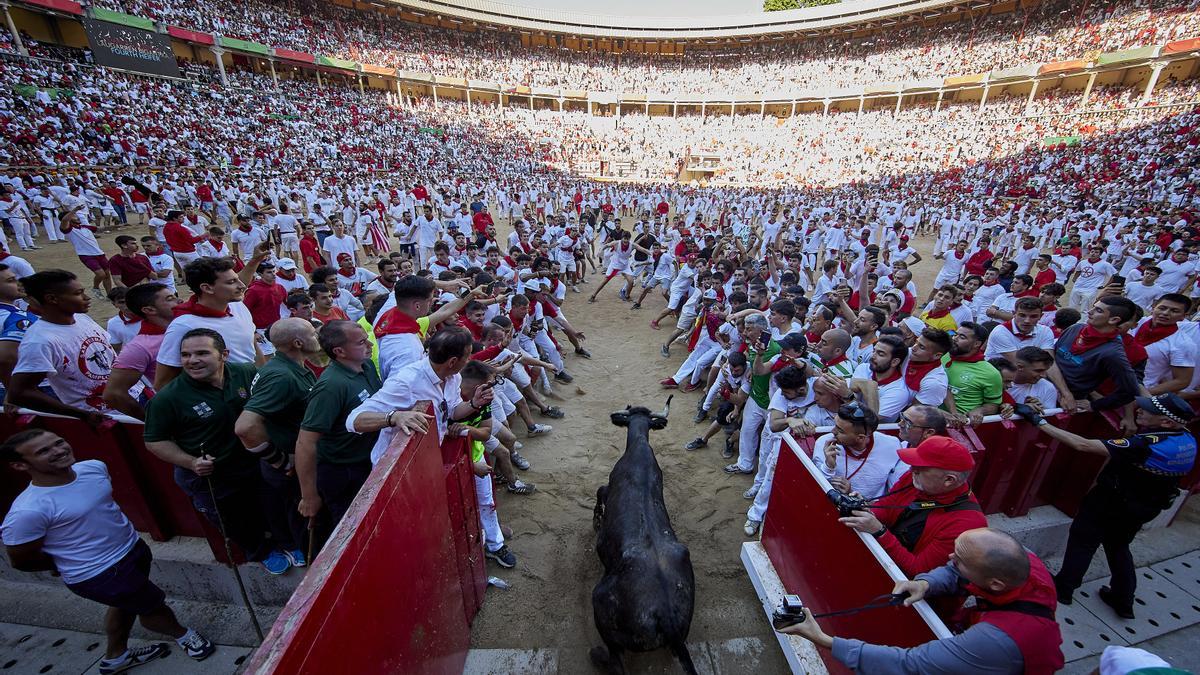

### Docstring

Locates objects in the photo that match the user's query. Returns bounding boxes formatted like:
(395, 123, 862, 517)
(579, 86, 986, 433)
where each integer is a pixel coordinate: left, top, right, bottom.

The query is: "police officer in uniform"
(1023, 393, 1197, 618)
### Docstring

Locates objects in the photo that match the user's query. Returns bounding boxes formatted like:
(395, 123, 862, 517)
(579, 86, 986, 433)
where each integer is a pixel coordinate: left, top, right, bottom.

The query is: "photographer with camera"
(777, 528, 1064, 675)
(838, 436, 986, 577)
(1022, 393, 1197, 618)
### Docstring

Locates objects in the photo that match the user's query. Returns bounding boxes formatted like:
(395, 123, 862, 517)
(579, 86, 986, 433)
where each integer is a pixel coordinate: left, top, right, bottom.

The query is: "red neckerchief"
(825, 354, 848, 369)
(962, 293, 974, 302)
(844, 436, 876, 483)
(1002, 320, 1036, 339)
(904, 360, 941, 391)
(338, 267, 355, 278)
(138, 320, 166, 335)
(925, 307, 951, 319)
(1015, 289, 1038, 298)
(238, 224, 252, 232)
(1043, 303, 1057, 312)
(508, 309, 525, 332)
(118, 310, 139, 325)
(207, 237, 225, 251)
(1134, 321, 1179, 346)
(953, 250, 965, 259)
(873, 368, 902, 386)
(1069, 325, 1116, 355)
(1022, 243, 1035, 250)
(950, 351, 985, 364)
(373, 308, 421, 338)
(1086, 256, 1102, 264)
(173, 295, 231, 318)
(471, 345, 503, 362)
(805, 330, 822, 344)
(771, 354, 798, 372)
(460, 316, 484, 341)
(983, 280, 1000, 287)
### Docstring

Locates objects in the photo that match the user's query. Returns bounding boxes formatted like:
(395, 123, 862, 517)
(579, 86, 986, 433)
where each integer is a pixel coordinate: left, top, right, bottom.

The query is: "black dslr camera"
(826, 488, 871, 517)
(772, 594, 807, 630)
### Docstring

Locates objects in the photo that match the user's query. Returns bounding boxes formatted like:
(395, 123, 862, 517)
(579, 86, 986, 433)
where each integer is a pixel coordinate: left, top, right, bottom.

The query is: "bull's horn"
(659, 395, 673, 418)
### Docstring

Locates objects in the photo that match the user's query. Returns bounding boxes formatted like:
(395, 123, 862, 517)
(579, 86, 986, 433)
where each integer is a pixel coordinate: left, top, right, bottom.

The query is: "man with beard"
(944, 322, 1004, 426)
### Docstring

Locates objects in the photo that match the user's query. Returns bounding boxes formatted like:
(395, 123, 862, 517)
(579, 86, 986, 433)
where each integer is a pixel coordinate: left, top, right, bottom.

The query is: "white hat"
(901, 317, 925, 335)
(702, 289, 718, 301)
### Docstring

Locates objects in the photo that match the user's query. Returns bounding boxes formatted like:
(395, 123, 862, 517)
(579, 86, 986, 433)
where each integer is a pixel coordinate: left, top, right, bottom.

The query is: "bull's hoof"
(589, 646, 610, 668)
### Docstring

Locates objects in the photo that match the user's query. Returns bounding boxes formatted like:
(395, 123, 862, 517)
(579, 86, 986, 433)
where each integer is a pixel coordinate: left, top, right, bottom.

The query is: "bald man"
(807, 328, 854, 380)
(234, 317, 324, 569)
(781, 528, 1064, 675)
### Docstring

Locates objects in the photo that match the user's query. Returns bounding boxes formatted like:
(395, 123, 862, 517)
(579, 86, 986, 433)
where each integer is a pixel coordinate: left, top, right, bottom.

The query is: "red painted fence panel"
(166, 26, 214, 45)
(761, 437, 949, 674)
(245, 403, 483, 675)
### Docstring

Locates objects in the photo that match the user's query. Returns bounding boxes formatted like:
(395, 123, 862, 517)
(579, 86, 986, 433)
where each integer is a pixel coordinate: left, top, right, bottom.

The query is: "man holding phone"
(726, 314, 780, 476)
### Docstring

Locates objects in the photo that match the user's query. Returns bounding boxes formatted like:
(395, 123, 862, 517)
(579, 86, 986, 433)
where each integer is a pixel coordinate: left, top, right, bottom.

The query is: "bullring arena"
(2, 0, 1200, 673)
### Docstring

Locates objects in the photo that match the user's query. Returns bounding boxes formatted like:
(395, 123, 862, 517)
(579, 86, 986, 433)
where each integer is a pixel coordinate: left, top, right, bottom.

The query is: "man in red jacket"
(243, 262, 287, 335)
(838, 435, 987, 577)
(162, 210, 206, 267)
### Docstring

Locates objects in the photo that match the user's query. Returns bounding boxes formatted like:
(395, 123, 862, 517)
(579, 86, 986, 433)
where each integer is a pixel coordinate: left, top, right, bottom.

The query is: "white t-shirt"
(13, 314, 123, 411)
(983, 323, 1056, 360)
(0, 460, 139, 584)
(322, 235, 359, 266)
(815, 431, 907, 499)
(156, 302, 257, 367)
(1156, 258, 1198, 291)
(1071, 259, 1115, 291)
(1007, 379, 1059, 410)
(64, 226, 104, 256)
(106, 315, 141, 347)
(1125, 282, 1166, 309)
(1136, 319, 1197, 391)
(145, 253, 176, 291)
(852, 362, 911, 422)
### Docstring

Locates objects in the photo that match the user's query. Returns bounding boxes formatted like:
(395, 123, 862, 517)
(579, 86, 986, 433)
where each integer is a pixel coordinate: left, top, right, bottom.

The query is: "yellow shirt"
(920, 311, 958, 333)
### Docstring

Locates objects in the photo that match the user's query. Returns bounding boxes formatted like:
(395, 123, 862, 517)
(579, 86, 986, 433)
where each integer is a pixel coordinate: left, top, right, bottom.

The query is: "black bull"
(591, 397, 697, 674)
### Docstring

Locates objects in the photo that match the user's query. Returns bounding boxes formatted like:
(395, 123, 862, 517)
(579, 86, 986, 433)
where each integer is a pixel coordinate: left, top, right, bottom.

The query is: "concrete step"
(0, 535, 303, 608)
(0, 621, 253, 675)
(0, 575, 279, 649)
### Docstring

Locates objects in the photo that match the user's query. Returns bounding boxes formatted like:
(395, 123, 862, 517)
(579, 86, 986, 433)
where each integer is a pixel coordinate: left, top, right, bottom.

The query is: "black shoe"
(693, 409, 707, 424)
(486, 545, 517, 568)
(554, 370, 574, 384)
(1098, 585, 1135, 619)
(685, 438, 707, 450)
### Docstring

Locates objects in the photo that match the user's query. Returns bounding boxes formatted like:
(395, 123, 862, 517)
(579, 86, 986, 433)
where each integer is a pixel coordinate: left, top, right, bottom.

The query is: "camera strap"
(810, 592, 911, 619)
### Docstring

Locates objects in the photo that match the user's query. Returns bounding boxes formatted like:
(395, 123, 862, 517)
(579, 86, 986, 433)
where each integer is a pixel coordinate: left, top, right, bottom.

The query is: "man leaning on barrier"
(779, 528, 1065, 675)
(838, 436, 987, 577)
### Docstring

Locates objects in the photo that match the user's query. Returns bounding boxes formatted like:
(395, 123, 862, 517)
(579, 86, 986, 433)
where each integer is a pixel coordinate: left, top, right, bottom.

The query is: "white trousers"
(475, 474, 504, 552)
(736, 397, 769, 471)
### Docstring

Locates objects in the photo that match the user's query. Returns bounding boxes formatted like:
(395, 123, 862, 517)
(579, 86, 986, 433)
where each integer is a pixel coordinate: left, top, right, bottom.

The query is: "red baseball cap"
(897, 436, 974, 472)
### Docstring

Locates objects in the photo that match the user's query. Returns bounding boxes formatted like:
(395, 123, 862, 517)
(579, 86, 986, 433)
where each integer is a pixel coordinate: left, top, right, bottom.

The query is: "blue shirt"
(0, 301, 36, 342)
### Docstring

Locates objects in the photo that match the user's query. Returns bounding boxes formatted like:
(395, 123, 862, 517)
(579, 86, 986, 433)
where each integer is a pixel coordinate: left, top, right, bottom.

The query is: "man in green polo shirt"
(235, 318, 322, 569)
(944, 321, 1004, 426)
(727, 313, 781, 475)
(144, 327, 289, 574)
(296, 320, 427, 530)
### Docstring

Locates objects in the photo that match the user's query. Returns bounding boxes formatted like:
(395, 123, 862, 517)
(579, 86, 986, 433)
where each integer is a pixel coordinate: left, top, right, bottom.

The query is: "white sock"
(102, 650, 130, 664)
(176, 628, 197, 646)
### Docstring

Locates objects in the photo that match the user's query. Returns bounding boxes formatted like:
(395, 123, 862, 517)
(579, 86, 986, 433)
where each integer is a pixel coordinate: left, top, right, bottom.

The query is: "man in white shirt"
(998, 347, 1059, 412)
(415, 204, 443, 270)
(817, 402, 907, 499)
(0, 430, 216, 671)
(155, 251, 269, 389)
(348, 327, 491, 464)
(1134, 294, 1196, 394)
(984, 297, 1056, 362)
(1125, 265, 1167, 308)
(1067, 246, 1116, 310)
(321, 220, 360, 268)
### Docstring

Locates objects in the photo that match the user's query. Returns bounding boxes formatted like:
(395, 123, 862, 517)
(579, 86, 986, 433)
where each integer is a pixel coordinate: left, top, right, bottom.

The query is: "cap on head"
(277, 258, 297, 270)
(1134, 393, 1195, 425)
(897, 436, 974, 472)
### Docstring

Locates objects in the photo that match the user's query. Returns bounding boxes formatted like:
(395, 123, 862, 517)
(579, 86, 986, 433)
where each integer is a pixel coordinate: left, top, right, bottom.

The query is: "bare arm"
(153, 363, 182, 391)
(1148, 366, 1193, 396)
(101, 368, 147, 420)
(6, 540, 56, 573)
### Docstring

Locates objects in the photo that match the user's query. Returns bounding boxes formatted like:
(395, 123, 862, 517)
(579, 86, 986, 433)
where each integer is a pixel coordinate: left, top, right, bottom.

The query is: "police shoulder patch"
(1108, 438, 1131, 447)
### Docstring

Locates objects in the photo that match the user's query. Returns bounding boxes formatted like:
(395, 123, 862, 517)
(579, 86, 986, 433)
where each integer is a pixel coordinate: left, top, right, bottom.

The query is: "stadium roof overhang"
(383, 0, 1008, 41)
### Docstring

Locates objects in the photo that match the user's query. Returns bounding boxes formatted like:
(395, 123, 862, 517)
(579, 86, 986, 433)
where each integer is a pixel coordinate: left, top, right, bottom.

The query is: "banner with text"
(83, 18, 181, 78)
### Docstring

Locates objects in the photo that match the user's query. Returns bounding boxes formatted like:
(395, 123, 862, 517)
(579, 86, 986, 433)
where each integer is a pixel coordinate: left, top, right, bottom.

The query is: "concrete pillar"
(466, 89, 472, 113)
(857, 95, 864, 115)
(979, 84, 990, 112)
(558, 97, 564, 112)
(2, 2, 27, 56)
(700, 101, 705, 120)
(268, 59, 277, 87)
(793, 100, 799, 117)
(645, 101, 649, 115)
(315, 69, 322, 88)
(357, 73, 364, 95)
(1024, 79, 1040, 114)
(673, 101, 677, 117)
(394, 79, 404, 108)
(1080, 72, 1097, 108)
(529, 95, 533, 111)
(210, 46, 228, 87)
(936, 89, 944, 112)
(1141, 63, 1166, 106)
(821, 100, 829, 116)
(760, 101, 765, 119)
(894, 93, 902, 115)
(432, 86, 438, 106)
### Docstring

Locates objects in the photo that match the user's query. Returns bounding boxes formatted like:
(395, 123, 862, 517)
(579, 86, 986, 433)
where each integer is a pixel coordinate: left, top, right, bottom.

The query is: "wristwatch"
(870, 526, 888, 539)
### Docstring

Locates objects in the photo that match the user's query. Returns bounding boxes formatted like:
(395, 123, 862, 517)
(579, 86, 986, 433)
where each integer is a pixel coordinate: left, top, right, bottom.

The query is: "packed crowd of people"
(0, 4, 1199, 670)
(84, 0, 1200, 96)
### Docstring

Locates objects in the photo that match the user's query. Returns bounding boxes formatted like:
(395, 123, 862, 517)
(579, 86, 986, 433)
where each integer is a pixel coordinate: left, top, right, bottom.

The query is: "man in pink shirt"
(102, 282, 178, 420)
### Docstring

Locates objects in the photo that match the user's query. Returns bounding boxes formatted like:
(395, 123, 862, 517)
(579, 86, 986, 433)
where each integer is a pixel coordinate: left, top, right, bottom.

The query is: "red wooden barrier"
(245, 403, 484, 675)
(761, 436, 949, 674)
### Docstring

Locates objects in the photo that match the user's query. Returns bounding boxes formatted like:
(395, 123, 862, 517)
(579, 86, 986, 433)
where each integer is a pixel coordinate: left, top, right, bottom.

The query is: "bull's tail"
(669, 640, 697, 675)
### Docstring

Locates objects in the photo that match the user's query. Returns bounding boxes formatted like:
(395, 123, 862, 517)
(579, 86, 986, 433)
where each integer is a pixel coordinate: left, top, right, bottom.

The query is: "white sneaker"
(743, 519, 761, 537)
(743, 486, 759, 500)
(527, 423, 552, 435)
